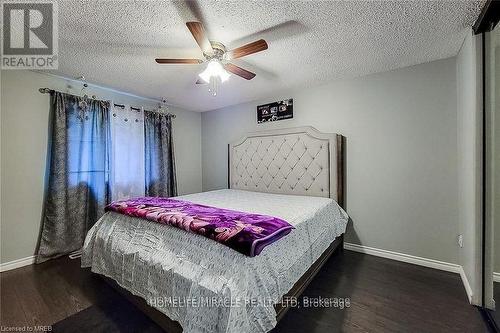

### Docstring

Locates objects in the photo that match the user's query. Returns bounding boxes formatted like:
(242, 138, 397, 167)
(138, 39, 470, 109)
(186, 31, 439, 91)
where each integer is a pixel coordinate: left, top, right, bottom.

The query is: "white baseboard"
(344, 242, 473, 303)
(0, 255, 36, 272)
(459, 266, 473, 303)
(494, 272, 500, 283)
(344, 242, 461, 273)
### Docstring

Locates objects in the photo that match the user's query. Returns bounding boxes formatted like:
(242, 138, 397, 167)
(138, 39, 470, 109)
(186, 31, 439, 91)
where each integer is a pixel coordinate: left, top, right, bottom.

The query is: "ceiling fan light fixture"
(155, 21, 264, 96)
(199, 60, 230, 84)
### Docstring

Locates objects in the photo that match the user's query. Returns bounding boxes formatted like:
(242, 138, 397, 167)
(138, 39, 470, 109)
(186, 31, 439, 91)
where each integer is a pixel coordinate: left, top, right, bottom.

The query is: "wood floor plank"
(0, 273, 29, 326)
(34, 259, 89, 323)
(272, 251, 487, 332)
(0, 251, 489, 332)
(12, 265, 58, 326)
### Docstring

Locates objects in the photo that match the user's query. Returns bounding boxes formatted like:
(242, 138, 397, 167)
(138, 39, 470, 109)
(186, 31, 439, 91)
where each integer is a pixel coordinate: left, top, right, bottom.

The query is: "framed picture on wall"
(257, 99, 293, 123)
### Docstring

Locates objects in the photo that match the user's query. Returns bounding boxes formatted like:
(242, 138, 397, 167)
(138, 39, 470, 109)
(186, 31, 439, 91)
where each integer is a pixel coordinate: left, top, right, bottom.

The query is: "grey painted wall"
(201, 58, 460, 265)
(0, 70, 202, 264)
(456, 31, 482, 305)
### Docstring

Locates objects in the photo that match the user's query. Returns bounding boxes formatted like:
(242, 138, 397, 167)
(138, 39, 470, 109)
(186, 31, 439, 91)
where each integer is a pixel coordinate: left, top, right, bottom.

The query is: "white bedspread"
(81, 189, 348, 333)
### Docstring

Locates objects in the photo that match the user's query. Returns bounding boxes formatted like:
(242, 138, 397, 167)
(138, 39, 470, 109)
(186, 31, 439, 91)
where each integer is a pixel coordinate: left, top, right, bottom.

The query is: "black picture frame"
(257, 99, 293, 124)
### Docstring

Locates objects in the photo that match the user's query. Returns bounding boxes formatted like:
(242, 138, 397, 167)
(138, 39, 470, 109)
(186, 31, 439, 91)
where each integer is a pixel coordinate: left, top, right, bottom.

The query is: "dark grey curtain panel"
(37, 92, 111, 263)
(144, 112, 177, 197)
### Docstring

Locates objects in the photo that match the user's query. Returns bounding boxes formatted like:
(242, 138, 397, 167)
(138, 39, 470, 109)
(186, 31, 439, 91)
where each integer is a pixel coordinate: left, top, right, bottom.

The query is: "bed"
(82, 126, 347, 333)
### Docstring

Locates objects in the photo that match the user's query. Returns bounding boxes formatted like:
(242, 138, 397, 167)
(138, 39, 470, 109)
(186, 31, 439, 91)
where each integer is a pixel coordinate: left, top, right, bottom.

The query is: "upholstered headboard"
(229, 126, 345, 206)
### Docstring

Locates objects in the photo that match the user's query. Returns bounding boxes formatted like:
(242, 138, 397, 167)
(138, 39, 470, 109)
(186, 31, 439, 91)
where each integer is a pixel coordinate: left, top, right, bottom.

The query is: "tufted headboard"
(229, 126, 345, 207)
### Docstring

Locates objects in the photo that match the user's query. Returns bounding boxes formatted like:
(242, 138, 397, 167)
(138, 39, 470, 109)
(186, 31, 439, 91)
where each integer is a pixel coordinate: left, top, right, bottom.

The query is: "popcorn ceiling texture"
(52, 0, 485, 111)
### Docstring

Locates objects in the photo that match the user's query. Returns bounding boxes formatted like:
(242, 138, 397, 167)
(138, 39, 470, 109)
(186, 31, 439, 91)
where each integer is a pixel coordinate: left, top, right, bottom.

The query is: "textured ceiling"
(52, 0, 485, 112)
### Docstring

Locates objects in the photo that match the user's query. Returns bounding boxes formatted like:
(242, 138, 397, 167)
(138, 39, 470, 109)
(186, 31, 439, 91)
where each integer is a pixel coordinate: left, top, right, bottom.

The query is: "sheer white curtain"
(110, 103, 145, 201)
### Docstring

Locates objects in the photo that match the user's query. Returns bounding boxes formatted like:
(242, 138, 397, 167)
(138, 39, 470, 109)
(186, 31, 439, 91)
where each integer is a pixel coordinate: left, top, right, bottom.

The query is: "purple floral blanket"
(105, 197, 294, 257)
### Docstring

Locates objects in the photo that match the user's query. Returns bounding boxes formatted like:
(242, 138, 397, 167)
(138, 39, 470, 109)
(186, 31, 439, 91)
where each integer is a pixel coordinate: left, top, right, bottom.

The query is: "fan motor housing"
(205, 41, 226, 61)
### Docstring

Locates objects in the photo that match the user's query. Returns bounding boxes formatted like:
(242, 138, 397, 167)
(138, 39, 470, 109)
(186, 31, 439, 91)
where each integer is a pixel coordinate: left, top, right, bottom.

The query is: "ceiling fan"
(155, 21, 268, 96)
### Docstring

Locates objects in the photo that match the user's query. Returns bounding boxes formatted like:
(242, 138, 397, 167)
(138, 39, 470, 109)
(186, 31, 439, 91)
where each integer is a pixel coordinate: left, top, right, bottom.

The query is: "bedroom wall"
(0, 70, 202, 265)
(201, 58, 460, 265)
(456, 30, 482, 305)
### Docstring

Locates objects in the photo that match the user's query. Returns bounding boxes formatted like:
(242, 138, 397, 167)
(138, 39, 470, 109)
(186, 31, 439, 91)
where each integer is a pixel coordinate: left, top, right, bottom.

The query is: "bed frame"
(104, 126, 346, 332)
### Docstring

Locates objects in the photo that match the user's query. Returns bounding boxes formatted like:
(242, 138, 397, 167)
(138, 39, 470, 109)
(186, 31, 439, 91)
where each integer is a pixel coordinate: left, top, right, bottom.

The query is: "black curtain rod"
(113, 103, 166, 116)
(112, 104, 176, 118)
(38, 88, 176, 118)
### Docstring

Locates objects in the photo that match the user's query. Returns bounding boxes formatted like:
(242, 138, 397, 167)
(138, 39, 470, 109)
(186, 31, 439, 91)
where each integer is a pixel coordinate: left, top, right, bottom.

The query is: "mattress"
(81, 189, 348, 333)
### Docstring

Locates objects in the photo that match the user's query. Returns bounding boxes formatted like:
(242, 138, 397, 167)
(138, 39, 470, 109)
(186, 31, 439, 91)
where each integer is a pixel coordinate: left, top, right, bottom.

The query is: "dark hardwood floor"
(0, 251, 488, 332)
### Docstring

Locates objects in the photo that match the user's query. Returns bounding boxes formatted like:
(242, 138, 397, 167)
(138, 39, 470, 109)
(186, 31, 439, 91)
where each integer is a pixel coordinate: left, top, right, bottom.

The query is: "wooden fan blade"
(226, 39, 268, 60)
(186, 22, 213, 54)
(224, 63, 256, 80)
(155, 58, 203, 64)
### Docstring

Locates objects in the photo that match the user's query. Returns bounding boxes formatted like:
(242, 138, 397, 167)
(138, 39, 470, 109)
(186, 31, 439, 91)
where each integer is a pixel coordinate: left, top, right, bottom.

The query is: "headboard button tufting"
(229, 127, 341, 200)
